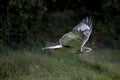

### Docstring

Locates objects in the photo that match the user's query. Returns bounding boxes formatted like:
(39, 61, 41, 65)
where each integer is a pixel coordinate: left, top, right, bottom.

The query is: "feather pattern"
(73, 17, 92, 37)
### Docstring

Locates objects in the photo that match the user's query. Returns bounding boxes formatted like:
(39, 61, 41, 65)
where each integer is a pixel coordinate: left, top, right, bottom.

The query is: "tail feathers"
(42, 45, 62, 50)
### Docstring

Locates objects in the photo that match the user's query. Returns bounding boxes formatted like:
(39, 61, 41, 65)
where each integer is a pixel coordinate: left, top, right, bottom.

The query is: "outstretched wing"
(73, 17, 92, 37)
(72, 17, 93, 49)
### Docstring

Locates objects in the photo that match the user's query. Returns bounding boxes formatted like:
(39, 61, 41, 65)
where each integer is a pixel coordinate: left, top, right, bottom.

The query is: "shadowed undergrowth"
(0, 49, 120, 80)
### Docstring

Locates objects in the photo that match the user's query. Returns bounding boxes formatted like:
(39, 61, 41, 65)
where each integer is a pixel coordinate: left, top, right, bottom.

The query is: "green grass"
(0, 49, 120, 80)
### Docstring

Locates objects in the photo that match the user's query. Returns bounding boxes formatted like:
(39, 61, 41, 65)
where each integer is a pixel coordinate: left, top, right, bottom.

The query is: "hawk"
(42, 17, 93, 54)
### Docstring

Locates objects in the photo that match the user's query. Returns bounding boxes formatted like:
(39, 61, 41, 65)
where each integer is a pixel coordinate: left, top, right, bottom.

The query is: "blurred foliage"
(0, 49, 120, 79)
(0, 0, 120, 49)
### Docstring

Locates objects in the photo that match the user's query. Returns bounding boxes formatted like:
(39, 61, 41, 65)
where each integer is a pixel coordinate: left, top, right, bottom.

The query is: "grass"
(0, 48, 120, 80)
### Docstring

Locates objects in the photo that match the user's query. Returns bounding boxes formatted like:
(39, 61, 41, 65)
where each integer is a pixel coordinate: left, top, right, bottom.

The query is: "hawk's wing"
(42, 17, 93, 51)
(72, 17, 93, 48)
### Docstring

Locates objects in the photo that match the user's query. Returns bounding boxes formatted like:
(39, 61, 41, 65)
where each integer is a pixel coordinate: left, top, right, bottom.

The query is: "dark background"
(0, 0, 120, 50)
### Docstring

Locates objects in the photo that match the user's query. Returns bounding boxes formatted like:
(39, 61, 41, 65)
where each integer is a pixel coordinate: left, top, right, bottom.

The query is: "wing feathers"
(42, 45, 62, 50)
(73, 17, 92, 32)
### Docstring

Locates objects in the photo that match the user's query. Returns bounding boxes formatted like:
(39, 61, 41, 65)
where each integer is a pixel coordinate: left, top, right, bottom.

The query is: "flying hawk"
(42, 17, 93, 54)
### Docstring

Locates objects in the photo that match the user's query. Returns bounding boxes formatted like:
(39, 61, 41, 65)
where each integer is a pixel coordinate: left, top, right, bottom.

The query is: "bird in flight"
(42, 17, 93, 54)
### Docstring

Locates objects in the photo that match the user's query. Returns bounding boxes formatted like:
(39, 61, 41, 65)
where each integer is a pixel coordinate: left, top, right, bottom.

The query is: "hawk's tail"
(42, 45, 62, 50)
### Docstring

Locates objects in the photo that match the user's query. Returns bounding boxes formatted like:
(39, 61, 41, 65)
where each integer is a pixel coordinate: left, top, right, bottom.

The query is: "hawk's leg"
(81, 47, 92, 53)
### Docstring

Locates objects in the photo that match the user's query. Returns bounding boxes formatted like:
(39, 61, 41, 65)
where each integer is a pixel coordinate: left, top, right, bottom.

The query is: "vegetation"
(0, 49, 120, 80)
(0, 0, 120, 49)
